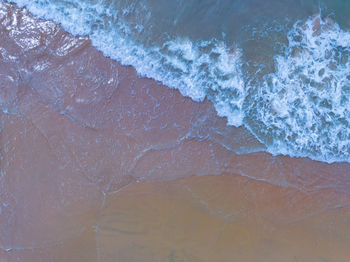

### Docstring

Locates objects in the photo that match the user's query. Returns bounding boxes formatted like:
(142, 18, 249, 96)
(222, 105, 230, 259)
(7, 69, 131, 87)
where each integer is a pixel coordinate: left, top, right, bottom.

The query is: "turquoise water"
(9, 0, 350, 163)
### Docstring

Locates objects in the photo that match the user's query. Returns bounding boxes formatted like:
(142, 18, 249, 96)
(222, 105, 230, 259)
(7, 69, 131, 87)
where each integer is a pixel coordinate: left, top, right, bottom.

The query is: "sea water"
(7, 0, 350, 163)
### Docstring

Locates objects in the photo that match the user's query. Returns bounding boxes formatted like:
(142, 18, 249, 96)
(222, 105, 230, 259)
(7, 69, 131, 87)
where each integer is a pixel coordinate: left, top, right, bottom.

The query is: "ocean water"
(7, 0, 350, 163)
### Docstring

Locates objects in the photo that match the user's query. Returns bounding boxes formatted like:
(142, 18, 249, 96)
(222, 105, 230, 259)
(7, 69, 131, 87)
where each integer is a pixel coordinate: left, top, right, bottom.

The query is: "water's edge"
(5, 0, 350, 164)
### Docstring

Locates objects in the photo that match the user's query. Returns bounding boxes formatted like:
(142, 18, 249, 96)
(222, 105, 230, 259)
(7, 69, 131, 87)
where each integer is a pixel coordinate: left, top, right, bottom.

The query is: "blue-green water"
(9, 0, 350, 163)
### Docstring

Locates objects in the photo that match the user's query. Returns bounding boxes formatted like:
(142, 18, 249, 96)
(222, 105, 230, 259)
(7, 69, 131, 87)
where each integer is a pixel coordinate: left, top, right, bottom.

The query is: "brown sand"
(0, 2, 350, 261)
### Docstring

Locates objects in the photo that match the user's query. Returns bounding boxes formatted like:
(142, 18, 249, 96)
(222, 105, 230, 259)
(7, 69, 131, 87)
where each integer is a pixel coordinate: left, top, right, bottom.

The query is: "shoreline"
(0, 2, 350, 261)
(8, 0, 350, 164)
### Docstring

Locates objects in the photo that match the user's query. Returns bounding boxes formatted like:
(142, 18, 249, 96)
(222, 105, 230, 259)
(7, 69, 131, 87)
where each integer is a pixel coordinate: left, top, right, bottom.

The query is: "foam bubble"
(247, 15, 350, 163)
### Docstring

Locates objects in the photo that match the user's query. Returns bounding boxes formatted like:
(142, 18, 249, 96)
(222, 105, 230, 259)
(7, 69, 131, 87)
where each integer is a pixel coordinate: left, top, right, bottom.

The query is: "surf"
(7, 0, 350, 163)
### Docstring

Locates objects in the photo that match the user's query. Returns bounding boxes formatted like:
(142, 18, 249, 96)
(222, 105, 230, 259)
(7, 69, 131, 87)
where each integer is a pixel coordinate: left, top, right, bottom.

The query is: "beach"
(0, 1, 350, 261)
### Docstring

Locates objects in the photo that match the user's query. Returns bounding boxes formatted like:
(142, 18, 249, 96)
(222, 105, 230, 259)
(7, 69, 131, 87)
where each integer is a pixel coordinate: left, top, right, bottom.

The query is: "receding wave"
(9, 0, 350, 163)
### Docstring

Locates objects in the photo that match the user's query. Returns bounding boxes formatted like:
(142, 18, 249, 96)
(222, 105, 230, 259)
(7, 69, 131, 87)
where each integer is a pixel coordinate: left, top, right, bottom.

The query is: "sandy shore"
(0, 2, 350, 261)
(2, 173, 350, 261)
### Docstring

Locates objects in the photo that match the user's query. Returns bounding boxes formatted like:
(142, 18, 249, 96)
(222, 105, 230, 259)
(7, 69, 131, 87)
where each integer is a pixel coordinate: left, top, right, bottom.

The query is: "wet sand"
(0, 2, 350, 261)
(2, 173, 350, 262)
(96, 175, 350, 262)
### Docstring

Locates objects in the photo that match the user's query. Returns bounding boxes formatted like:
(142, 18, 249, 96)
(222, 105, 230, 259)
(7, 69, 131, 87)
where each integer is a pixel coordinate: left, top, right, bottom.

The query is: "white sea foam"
(7, 0, 350, 163)
(10, 0, 245, 126)
(249, 16, 350, 163)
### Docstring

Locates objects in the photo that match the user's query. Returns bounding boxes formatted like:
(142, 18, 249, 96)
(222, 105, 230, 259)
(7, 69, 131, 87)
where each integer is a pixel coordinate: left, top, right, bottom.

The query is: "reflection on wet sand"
(0, 2, 350, 261)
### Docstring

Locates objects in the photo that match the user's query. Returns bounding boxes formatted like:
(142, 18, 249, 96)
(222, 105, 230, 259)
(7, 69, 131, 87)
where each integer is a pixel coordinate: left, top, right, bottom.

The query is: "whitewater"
(7, 0, 350, 163)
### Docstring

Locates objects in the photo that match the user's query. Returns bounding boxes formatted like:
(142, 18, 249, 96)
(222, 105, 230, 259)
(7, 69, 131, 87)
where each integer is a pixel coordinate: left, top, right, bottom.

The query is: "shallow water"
(9, 0, 350, 162)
